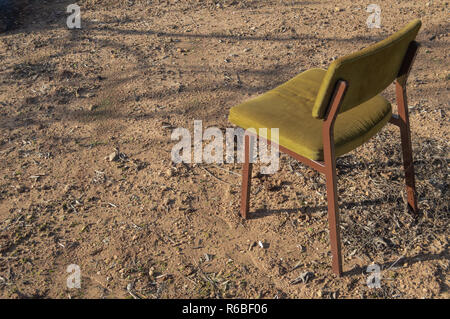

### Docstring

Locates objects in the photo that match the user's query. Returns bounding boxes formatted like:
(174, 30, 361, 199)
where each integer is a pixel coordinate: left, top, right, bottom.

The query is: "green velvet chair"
(229, 19, 422, 276)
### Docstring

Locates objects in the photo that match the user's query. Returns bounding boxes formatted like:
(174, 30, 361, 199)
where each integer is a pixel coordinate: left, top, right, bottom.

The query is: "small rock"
(165, 167, 175, 177)
(258, 240, 269, 249)
(105, 150, 119, 162)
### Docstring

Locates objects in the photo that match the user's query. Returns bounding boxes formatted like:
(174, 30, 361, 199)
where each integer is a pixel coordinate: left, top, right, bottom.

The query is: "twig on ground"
(213, 164, 241, 177)
(200, 166, 233, 185)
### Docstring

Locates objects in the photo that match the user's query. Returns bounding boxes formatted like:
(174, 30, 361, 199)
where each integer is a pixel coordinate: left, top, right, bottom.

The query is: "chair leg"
(325, 166, 343, 276)
(323, 148, 343, 276)
(396, 82, 418, 213)
(240, 135, 253, 219)
(320, 80, 347, 276)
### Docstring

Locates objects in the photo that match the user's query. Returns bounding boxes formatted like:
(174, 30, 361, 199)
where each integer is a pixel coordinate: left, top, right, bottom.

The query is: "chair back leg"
(240, 135, 253, 219)
(396, 82, 418, 213)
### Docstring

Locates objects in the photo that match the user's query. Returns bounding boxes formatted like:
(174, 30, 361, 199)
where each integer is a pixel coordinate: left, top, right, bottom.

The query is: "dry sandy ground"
(0, 0, 448, 299)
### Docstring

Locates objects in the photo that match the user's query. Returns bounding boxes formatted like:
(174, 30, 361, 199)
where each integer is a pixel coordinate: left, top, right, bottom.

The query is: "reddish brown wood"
(278, 144, 326, 173)
(240, 135, 253, 219)
(396, 81, 418, 213)
(394, 41, 420, 214)
(322, 80, 348, 276)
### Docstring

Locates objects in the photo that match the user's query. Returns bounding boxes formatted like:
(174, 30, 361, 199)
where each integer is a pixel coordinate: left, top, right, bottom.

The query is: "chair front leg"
(322, 80, 347, 277)
(396, 82, 418, 213)
(240, 135, 253, 219)
(323, 145, 343, 276)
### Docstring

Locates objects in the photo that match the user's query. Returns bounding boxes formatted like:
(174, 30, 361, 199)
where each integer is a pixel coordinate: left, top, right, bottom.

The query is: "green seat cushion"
(228, 68, 392, 161)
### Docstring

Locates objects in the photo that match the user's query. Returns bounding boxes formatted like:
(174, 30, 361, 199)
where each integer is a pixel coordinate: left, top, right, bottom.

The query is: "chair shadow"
(249, 197, 399, 219)
(343, 248, 449, 279)
(249, 195, 448, 281)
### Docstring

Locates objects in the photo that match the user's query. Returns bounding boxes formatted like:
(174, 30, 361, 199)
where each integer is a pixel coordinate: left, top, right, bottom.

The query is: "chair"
(228, 20, 422, 276)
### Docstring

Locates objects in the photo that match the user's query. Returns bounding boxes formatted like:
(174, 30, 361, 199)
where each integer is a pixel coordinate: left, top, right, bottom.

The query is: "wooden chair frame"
(239, 41, 420, 276)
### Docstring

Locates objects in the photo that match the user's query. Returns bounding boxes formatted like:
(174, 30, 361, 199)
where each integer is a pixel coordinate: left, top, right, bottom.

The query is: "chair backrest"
(312, 19, 422, 119)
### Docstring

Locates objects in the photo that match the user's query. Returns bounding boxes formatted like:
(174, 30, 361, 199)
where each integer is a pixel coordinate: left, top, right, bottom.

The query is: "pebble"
(166, 167, 175, 177)
(106, 150, 119, 162)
